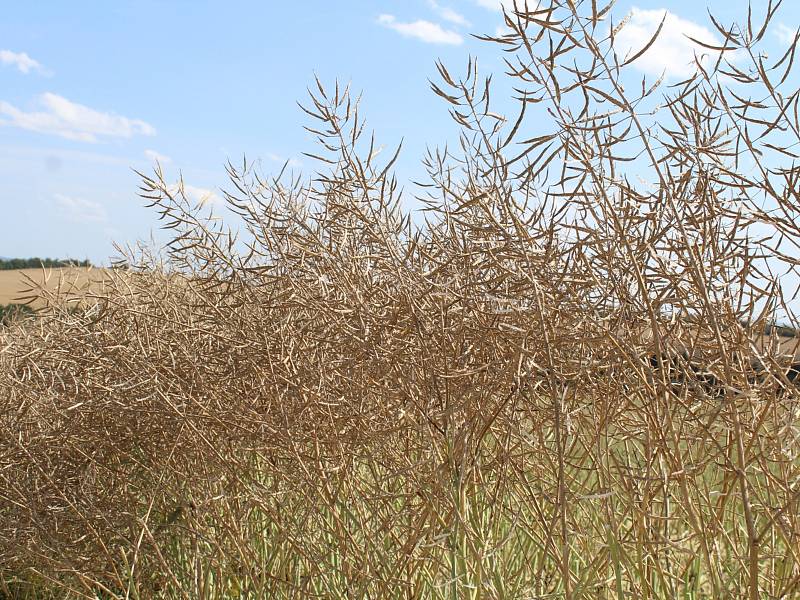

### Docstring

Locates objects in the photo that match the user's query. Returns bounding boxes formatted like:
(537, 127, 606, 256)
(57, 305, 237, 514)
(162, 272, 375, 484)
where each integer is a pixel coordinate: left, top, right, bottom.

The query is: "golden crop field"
(0, 268, 108, 307)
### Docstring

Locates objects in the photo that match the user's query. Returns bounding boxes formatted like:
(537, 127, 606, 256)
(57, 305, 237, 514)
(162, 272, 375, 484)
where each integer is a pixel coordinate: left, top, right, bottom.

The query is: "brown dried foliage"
(2, 1, 800, 598)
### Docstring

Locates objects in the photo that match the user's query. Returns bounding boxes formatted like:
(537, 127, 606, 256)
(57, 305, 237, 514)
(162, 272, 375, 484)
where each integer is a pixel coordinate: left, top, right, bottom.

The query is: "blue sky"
(1, 1, 798, 264)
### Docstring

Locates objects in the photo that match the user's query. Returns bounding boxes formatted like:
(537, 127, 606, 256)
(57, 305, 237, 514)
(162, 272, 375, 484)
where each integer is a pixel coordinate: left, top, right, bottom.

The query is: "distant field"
(0, 268, 107, 307)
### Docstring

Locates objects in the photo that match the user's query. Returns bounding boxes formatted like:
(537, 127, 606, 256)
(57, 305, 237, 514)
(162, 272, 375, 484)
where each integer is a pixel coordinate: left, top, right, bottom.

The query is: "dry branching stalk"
(3, 1, 800, 598)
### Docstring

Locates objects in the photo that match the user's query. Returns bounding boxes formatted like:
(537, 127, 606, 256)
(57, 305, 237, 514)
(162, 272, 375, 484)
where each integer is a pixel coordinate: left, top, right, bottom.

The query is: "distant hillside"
(0, 258, 92, 270)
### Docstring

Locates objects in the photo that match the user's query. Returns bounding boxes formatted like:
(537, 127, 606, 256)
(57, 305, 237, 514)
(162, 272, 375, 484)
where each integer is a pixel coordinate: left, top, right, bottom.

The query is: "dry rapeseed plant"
(3, 1, 800, 598)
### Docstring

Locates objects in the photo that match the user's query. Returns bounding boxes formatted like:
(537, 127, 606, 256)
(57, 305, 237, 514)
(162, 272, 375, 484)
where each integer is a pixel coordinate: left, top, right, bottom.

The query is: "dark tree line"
(0, 258, 92, 270)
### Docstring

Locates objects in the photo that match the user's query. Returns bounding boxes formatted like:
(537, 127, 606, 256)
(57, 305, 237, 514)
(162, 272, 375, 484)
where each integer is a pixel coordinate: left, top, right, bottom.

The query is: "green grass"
(5, 411, 796, 599)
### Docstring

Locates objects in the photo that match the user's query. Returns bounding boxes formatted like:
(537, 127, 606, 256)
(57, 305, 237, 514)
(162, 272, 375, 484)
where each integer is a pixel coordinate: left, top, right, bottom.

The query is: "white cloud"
(0, 93, 156, 142)
(185, 185, 221, 207)
(168, 183, 222, 207)
(474, 0, 534, 11)
(378, 14, 463, 45)
(266, 152, 303, 169)
(144, 149, 172, 164)
(427, 1, 470, 27)
(495, 24, 511, 37)
(614, 8, 734, 79)
(775, 23, 797, 45)
(54, 194, 107, 223)
(0, 50, 44, 74)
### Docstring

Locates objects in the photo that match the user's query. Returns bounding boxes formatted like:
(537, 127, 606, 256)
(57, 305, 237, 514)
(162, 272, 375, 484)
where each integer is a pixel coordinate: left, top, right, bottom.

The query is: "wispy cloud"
(378, 14, 463, 45)
(775, 23, 797, 45)
(144, 149, 172, 164)
(474, 0, 524, 11)
(168, 183, 222, 208)
(495, 23, 511, 37)
(0, 93, 156, 142)
(266, 152, 303, 169)
(427, 0, 470, 27)
(0, 50, 45, 74)
(474, 1, 540, 15)
(54, 194, 107, 223)
(614, 7, 736, 79)
(185, 185, 221, 207)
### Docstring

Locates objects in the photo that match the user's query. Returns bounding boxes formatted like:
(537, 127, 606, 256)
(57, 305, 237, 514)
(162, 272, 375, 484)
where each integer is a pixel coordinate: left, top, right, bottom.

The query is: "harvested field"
(0, 268, 109, 307)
